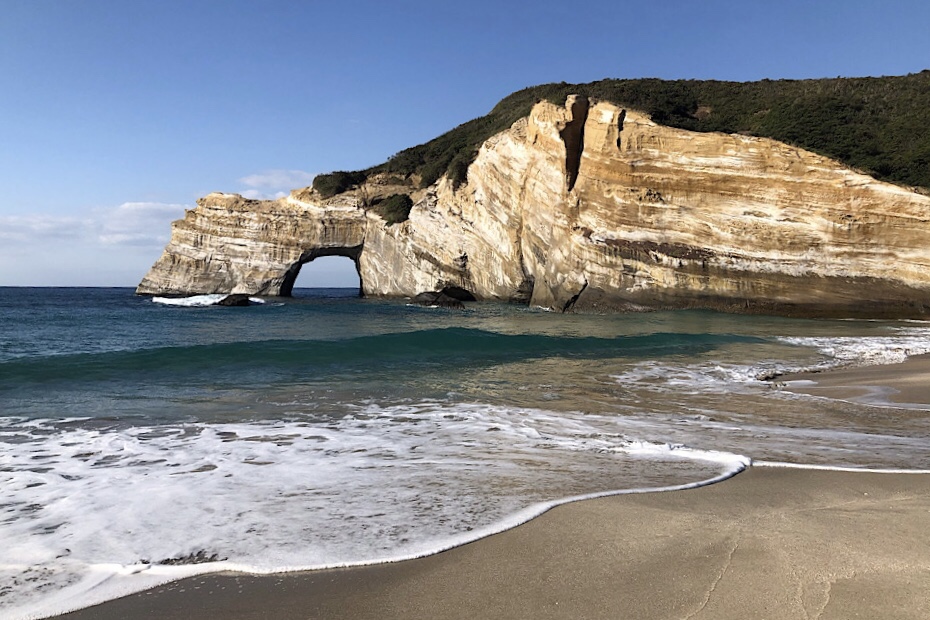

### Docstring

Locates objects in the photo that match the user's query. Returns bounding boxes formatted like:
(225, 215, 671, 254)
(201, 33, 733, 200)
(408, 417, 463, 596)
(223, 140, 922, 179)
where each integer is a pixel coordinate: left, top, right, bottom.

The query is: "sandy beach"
(779, 353, 930, 409)
(54, 357, 930, 620)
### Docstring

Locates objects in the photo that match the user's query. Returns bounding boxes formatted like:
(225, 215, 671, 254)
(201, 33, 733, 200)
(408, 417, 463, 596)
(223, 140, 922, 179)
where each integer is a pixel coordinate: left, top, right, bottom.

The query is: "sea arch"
(279, 246, 364, 297)
(134, 193, 374, 297)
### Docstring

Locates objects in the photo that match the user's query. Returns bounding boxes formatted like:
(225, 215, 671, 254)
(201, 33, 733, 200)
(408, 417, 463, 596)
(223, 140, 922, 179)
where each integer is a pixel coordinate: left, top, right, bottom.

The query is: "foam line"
(226, 453, 750, 571)
(753, 461, 930, 474)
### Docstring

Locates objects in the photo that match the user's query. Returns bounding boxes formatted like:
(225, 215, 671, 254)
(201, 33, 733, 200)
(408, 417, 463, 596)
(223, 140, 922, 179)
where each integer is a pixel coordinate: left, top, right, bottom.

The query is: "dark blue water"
(0, 287, 775, 423)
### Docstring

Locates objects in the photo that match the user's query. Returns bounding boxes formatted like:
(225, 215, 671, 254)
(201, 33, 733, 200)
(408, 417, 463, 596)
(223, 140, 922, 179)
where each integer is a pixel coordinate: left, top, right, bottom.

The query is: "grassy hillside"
(313, 71, 930, 197)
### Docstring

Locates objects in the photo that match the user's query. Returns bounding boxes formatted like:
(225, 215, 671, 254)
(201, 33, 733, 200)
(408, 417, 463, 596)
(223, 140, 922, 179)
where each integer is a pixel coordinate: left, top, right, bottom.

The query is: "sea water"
(2, 287, 930, 619)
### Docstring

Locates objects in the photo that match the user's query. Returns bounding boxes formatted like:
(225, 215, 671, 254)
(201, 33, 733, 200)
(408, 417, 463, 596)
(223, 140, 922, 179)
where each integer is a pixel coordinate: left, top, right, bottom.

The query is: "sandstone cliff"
(137, 96, 930, 317)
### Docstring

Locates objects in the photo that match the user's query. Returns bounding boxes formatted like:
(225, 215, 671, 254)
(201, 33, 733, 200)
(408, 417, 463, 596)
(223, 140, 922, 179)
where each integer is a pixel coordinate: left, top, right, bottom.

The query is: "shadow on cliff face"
(560, 96, 589, 192)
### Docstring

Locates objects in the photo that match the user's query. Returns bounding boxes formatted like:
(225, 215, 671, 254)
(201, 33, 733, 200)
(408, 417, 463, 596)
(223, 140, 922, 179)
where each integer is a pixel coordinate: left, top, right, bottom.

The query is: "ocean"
(3, 287, 930, 619)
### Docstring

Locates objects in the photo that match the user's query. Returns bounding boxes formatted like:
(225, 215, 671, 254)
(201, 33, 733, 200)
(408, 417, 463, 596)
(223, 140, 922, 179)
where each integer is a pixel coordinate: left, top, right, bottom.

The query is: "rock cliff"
(138, 96, 930, 317)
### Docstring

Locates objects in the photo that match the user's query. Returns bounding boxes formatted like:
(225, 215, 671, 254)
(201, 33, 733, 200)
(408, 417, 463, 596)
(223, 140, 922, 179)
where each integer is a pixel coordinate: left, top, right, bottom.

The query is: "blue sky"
(2, 0, 929, 287)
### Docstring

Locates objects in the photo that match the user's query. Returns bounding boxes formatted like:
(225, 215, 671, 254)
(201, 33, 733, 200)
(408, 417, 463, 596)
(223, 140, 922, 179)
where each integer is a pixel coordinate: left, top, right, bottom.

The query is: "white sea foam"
(0, 403, 743, 619)
(778, 327, 930, 368)
(613, 326, 930, 395)
(151, 295, 265, 307)
(610, 411, 930, 470)
(151, 294, 226, 306)
(612, 359, 790, 395)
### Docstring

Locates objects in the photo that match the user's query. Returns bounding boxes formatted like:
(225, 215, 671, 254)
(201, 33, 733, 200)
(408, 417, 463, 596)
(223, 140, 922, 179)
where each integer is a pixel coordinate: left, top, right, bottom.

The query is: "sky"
(2, 0, 929, 288)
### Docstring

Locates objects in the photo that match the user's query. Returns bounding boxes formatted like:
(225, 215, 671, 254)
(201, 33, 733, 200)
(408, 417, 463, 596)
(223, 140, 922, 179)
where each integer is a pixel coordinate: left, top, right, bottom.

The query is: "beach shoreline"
(48, 356, 930, 620)
(51, 465, 930, 620)
(777, 352, 930, 409)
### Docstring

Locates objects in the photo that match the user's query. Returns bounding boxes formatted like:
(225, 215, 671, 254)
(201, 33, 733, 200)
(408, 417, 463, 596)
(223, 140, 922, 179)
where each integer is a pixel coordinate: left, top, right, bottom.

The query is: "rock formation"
(138, 96, 930, 317)
(216, 294, 257, 306)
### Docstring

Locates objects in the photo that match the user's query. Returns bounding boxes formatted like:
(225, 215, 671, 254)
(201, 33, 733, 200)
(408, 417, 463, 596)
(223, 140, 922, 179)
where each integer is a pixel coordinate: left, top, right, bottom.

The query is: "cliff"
(138, 96, 930, 318)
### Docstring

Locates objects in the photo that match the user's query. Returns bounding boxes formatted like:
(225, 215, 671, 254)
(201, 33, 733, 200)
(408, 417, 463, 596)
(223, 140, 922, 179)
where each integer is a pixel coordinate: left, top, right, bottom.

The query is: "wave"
(611, 325, 930, 394)
(152, 294, 266, 307)
(778, 330, 930, 367)
(0, 329, 763, 388)
(0, 404, 747, 619)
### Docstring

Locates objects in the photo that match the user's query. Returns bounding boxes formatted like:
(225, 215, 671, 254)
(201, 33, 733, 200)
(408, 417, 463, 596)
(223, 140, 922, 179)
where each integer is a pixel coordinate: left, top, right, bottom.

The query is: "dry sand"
(54, 358, 930, 620)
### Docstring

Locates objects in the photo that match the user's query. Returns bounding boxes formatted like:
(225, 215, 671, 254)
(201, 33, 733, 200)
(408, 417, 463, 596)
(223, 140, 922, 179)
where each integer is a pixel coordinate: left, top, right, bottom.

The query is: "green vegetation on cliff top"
(313, 72, 930, 197)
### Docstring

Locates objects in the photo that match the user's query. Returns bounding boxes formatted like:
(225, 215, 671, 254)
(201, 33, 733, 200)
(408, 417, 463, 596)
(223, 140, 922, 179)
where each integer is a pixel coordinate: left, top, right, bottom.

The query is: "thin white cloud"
(240, 189, 289, 201)
(239, 169, 315, 189)
(0, 214, 95, 242)
(0, 202, 189, 286)
(0, 202, 188, 249)
(237, 169, 316, 199)
(95, 202, 188, 247)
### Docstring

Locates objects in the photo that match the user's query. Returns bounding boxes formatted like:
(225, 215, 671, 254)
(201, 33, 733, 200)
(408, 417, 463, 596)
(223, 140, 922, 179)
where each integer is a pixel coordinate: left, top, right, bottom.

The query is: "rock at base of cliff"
(413, 291, 466, 309)
(216, 294, 255, 306)
(439, 286, 478, 302)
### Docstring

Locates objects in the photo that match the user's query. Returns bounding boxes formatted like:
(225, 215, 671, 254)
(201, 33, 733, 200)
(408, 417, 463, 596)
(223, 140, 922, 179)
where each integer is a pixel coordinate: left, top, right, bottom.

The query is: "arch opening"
(281, 249, 363, 298)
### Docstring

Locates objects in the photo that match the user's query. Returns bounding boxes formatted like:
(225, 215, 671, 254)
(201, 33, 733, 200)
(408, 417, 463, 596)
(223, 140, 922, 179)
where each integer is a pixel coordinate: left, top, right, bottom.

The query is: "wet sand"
(779, 353, 930, 409)
(53, 358, 930, 620)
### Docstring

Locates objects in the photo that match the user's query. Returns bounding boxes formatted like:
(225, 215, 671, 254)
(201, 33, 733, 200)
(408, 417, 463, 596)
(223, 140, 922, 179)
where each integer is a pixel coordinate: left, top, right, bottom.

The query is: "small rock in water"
(217, 294, 253, 306)
(413, 291, 465, 309)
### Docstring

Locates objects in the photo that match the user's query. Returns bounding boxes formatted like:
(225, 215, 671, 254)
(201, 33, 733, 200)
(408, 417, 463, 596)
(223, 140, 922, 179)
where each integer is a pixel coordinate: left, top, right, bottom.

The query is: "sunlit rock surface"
(138, 97, 930, 317)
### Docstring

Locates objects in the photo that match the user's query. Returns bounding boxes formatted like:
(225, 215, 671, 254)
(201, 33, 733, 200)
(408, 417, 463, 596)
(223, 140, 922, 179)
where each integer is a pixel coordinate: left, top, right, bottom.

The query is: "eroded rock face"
(138, 96, 930, 317)
(136, 194, 367, 296)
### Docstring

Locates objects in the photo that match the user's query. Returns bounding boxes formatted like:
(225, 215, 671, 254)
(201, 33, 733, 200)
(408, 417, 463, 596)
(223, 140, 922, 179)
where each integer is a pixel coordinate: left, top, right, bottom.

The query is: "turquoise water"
(2, 287, 930, 618)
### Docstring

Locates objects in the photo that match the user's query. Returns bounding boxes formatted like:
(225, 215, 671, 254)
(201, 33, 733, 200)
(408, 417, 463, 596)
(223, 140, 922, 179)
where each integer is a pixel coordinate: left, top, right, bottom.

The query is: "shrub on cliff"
(312, 170, 367, 198)
(371, 193, 413, 225)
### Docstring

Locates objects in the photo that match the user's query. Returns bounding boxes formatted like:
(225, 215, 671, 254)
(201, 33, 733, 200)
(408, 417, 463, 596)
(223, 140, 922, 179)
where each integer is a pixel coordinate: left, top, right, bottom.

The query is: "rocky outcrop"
(138, 96, 930, 318)
(216, 294, 256, 306)
(137, 195, 367, 296)
(412, 290, 467, 310)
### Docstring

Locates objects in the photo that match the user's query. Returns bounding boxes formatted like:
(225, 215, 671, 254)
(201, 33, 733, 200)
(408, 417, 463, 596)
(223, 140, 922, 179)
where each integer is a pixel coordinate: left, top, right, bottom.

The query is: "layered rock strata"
(138, 96, 930, 317)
